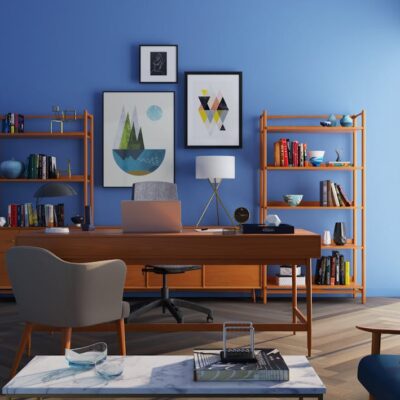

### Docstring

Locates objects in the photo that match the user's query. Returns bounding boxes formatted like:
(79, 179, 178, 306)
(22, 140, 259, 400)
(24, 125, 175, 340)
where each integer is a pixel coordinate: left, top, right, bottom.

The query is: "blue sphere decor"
(0, 159, 24, 178)
(146, 105, 163, 121)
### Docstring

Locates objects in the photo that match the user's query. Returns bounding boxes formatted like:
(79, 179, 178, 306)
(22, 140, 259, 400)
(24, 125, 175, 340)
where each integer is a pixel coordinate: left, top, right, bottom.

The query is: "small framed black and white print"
(139, 45, 178, 83)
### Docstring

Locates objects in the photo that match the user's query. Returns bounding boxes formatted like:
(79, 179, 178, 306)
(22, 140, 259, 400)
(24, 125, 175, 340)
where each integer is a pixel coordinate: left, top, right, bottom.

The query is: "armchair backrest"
(6, 246, 126, 327)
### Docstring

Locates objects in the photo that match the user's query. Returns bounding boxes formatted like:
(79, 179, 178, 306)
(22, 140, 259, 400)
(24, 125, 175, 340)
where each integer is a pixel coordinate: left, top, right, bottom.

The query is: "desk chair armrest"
(357, 325, 400, 355)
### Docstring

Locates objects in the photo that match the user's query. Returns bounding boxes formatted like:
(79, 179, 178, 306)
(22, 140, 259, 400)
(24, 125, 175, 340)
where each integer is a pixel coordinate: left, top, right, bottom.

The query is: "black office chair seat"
(129, 264, 213, 324)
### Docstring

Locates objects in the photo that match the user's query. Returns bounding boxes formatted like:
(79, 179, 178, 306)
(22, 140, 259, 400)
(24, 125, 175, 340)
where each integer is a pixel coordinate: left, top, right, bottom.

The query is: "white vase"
(323, 230, 331, 245)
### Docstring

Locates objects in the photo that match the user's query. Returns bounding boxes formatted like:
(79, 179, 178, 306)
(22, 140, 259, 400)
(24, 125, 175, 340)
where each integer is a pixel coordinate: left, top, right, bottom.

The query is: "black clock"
(234, 207, 250, 224)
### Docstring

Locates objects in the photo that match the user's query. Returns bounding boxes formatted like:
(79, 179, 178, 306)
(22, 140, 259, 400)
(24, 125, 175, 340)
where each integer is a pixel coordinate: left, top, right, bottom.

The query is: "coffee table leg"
(306, 258, 313, 357)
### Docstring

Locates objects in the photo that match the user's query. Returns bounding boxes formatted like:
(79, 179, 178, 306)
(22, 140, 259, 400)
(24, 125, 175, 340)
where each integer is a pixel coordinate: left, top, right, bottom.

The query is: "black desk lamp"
(33, 183, 77, 231)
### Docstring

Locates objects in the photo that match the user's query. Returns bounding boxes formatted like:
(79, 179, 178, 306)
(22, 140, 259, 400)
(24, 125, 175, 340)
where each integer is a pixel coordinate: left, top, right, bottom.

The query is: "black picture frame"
(102, 91, 176, 188)
(139, 45, 178, 84)
(185, 72, 242, 148)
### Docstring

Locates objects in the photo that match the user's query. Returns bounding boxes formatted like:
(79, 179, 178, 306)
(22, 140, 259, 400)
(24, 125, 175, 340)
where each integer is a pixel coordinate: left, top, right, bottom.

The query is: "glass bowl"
(95, 357, 125, 379)
(65, 342, 107, 367)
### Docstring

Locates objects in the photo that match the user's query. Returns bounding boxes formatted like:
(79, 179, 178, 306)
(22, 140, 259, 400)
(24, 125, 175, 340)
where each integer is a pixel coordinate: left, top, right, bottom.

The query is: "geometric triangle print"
(220, 125, 226, 131)
(199, 96, 210, 110)
(219, 110, 228, 123)
(206, 110, 214, 122)
(218, 97, 229, 110)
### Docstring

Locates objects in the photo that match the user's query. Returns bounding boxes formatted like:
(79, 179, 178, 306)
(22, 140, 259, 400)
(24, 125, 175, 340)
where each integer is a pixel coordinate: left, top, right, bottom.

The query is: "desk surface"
(16, 227, 321, 265)
(3, 355, 326, 396)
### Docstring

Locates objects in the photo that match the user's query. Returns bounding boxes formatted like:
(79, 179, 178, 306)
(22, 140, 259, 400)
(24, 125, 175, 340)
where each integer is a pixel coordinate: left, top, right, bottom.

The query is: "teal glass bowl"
(283, 194, 303, 207)
(65, 342, 107, 368)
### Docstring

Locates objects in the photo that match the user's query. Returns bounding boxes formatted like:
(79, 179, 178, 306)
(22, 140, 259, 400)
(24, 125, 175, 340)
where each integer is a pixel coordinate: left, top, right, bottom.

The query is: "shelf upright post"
(83, 110, 88, 211)
(90, 113, 94, 224)
(352, 114, 358, 299)
(361, 110, 366, 304)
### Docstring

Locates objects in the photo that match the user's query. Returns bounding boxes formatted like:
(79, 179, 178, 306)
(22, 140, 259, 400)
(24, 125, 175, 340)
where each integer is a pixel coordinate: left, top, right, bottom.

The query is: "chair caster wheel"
(207, 315, 214, 323)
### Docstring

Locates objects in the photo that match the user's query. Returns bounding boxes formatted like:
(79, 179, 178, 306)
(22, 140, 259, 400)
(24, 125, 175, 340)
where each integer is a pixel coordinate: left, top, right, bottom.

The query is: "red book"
(281, 139, 289, 167)
(330, 257, 336, 285)
(11, 204, 17, 227)
(293, 141, 299, 166)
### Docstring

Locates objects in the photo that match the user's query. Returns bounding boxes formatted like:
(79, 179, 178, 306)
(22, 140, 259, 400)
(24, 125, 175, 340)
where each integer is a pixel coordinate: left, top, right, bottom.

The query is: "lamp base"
(81, 224, 95, 231)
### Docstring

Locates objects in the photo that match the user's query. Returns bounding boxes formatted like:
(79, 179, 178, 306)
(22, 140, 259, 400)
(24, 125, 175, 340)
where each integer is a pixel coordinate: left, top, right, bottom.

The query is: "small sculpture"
(340, 114, 353, 127)
(335, 149, 342, 162)
(328, 114, 338, 127)
(266, 214, 281, 227)
(67, 160, 72, 178)
(51, 105, 63, 133)
(320, 120, 332, 127)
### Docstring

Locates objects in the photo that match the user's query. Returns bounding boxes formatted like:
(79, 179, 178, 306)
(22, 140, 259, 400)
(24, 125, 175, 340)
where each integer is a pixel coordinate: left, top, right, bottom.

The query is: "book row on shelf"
(315, 252, 351, 286)
(7, 203, 65, 228)
(2, 113, 25, 133)
(320, 180, 351, 207)
(274, 138, 307, 167)
(27, 154, 58, 179)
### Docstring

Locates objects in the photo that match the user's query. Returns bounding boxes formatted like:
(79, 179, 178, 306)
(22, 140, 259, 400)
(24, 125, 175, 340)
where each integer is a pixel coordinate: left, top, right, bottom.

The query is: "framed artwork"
(185, 72, 242, 148)
(139, 45, 178, 83)
(103, 91, 175, 187)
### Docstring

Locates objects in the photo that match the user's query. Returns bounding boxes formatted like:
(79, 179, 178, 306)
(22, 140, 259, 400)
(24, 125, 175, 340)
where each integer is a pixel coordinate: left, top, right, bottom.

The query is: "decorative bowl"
(307, 150, 325, 167)
(95, 357, 125, 379)
(0, 159, 25, 178)
(65, 342, 107, 367)
(71, 215, 84, 227)
(283, 194, 303, 207)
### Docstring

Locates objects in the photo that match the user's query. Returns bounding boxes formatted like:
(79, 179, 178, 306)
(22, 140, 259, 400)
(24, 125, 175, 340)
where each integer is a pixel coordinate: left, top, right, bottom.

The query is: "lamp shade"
(33, 182, 77, 198)
(196, 156, 235, 180)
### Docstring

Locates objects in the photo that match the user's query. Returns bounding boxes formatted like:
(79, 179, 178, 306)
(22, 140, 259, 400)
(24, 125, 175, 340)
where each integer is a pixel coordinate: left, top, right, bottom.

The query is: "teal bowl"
(283, 194, 303, 207)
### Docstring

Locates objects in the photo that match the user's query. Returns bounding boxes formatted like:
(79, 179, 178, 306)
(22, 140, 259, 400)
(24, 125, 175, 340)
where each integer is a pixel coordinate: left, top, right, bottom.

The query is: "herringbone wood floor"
(1, 296, 399, 399)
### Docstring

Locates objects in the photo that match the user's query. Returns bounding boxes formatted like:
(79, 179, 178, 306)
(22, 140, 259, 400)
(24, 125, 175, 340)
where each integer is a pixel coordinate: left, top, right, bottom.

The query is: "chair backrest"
(132, 181, 178, 201)
(6, 246, 127, 328)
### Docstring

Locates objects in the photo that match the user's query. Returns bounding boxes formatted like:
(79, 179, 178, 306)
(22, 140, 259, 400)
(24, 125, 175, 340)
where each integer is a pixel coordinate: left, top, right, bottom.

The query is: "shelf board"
(0, 132, 91, 139)
(322, 243, 363, 250)
(0, 176, 87, 183)
(266, 201, 359, 209)
(267, 283, 362, 290)
(266, 126, 363, 133)
(265, 165, 362, 171)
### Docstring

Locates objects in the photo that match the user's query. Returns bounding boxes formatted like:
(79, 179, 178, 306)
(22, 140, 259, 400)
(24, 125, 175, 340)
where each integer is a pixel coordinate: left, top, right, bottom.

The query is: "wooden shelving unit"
(0, 111, 94, 292)
(259, 111, 366, 303)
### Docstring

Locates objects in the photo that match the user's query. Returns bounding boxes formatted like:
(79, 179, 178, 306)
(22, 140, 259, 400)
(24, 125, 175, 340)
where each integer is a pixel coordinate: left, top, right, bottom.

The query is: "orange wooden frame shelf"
(259, 111, 366, 304)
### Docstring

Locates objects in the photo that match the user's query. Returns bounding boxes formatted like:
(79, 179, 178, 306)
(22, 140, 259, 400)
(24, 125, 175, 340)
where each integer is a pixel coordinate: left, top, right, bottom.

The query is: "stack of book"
(315, 251, 351, 285)
(7, 203, 64, 227)
(2, 113, 25, 133)
(27, 154, 57, 179)
(320, 180, 351, 207)
(275, 265, 305, 286)
(274, 139, 307, 167)
(193, 348, 289, 381)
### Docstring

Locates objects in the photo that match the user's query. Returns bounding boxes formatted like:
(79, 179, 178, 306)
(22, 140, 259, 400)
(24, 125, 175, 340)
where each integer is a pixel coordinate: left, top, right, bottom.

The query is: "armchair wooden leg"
(62, 328, 72, 352)
(371, 332, 381, 355)
(10, 322, 33, 378)
(26, 332, 31, 357)
(116, 319, 126, 355)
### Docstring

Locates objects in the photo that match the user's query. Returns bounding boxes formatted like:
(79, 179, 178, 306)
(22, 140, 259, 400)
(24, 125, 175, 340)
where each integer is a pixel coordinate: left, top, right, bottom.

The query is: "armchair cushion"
(358, 354, 400, 400)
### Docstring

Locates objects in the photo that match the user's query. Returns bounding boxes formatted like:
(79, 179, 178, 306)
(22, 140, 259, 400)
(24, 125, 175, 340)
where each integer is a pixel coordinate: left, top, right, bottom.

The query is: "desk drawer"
(204, 265, 262, 288)
(0, 253, 11, 288)
(0, 230, 17, 252)
(125, 265, 146, 288)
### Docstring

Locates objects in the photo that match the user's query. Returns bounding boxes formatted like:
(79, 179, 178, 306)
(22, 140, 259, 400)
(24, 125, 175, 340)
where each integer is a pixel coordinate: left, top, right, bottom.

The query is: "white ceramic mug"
(323, 230, 331, 245)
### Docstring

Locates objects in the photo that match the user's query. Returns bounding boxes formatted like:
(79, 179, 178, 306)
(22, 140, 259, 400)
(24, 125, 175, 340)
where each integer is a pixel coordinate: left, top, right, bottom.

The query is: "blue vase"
(328, 114, 338, 127)
(0, 159, 25, 178)
(340, 114, 353, 127)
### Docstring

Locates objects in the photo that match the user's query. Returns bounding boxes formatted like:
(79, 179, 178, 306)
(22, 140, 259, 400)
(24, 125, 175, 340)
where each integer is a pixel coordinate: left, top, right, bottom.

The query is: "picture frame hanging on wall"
(185, 72, 242, 148)
(139, 45, 178, 83)
(103, 91, 175, 187)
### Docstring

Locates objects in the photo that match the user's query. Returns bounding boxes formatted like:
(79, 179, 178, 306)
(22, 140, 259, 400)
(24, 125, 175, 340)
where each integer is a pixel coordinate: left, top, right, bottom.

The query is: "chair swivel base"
(129, 297, 213, 324)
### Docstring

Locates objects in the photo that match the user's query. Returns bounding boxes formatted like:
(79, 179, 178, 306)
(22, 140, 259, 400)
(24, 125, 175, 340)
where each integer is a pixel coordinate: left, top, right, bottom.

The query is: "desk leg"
(292, 264, 297, 335)
(306, 258, 313, 357)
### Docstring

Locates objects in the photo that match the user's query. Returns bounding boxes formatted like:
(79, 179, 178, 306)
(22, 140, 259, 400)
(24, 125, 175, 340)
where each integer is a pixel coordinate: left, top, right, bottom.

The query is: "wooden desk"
(16, 228, 321, 356)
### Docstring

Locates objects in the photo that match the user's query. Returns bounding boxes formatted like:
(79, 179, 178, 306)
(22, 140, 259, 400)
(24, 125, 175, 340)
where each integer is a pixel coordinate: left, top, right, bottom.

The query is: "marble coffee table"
(2, 355, 326, 399)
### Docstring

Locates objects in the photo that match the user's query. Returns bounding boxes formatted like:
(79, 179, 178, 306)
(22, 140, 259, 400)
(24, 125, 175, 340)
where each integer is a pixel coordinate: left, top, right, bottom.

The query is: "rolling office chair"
(129, 181, 213, 323)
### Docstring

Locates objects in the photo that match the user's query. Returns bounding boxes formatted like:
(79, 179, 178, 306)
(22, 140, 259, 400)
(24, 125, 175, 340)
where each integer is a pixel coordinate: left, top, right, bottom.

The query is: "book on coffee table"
(193, 349, 289, 381)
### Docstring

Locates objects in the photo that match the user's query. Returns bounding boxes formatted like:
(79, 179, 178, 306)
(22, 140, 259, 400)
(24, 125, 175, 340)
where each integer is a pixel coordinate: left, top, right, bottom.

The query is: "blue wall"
(1, 0, 399, 296)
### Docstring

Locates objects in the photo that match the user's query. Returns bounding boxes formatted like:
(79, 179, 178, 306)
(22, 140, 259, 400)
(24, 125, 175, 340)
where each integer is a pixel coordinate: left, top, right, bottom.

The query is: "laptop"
(121, 200, 182, 233)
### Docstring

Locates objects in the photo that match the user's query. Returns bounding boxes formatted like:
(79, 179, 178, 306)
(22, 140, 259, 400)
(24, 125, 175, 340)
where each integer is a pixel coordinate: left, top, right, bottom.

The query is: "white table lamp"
(195, 155, 235, 226)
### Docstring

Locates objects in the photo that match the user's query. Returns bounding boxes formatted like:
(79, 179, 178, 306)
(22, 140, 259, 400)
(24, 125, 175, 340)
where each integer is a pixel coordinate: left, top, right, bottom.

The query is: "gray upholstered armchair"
(6, 246, 129, 377)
